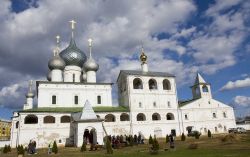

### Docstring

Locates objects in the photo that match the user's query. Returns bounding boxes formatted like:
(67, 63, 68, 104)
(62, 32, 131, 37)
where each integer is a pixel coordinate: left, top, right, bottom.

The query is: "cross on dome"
(69, 20, 77, 38)
(88, 38, 93, 47)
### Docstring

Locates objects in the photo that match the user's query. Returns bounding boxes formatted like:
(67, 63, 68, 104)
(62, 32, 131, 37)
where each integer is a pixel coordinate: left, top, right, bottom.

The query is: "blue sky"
(0, 0, 249, 120)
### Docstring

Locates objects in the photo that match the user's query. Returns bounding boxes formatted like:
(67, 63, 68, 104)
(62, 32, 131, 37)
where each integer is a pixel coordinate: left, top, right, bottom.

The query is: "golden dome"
(140, 52, 147, 63)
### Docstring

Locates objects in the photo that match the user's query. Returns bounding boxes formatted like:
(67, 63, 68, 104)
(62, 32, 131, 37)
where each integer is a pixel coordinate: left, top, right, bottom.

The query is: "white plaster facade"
(37, 82, 112, 108)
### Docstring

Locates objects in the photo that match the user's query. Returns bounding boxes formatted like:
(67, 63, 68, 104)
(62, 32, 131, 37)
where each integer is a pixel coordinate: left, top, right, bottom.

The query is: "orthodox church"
(10, 21, 236, 148)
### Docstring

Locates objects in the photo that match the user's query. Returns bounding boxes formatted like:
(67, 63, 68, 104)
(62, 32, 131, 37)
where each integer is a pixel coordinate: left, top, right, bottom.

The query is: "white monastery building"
(10, 21, 236, 148)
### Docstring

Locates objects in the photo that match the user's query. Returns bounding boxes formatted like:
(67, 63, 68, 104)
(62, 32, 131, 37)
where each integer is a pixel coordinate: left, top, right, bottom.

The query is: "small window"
(24, 115, 38, 124)
(213, 113, 217, 118)
(44, 116, 55, 124)
(137, 113, 146, 121)
(73, 74, 75, 82)
(52, 95, 56, 104)
(61, 115, 71, 123)
(163, 79, 171, 90)
(97, 96, 101, 104)
(149, 79, 157, 90)
(152, 113, 161, 121)
(105, 114, 116, 122)
(139, 102, 142, 108)
(223, 112, 227, 118)
(208, 101, 211, 104)
(120, 113, 130, 121)
(59, 139, 62, 143)
(184, 114, 188, 120)
(74, 96, 78, 105)
(16, 121, 19, 129)
(202, 85, 208, 92)
(153, 102, 156, 107)
(166, 113, 175, 120)
(167, 101, 171, 108)
(133, 78, 143, 89)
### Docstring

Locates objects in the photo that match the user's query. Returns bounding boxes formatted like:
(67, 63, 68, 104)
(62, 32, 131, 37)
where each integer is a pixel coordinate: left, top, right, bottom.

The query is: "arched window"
(137, 113, 146, 121)
(16, 121, 19, 129)
(44, 116, 55, 123)
(24, 115, 38, 124)
(149, 79, 157, 89)
(74, 96, 78, 105)
(120, 113, 130, 121)
(97, 96, 101, 104)
(52, 95, 56, 104)
(152, 113, 161, 121)
(61, 115, 71, 123)
(133, 78, 143, 89)
(105, 114, 116, 122)
(166, 113, 175, 120)
(163, 79, 171, 90)
(202, 85, 208, 92)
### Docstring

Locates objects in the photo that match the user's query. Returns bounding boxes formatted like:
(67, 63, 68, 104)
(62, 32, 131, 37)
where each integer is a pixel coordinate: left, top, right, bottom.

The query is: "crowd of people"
(105, 134, 145, 149)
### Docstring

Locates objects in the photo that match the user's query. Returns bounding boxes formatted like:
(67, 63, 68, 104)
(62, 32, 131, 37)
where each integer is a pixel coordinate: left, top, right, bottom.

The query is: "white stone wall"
(37, 83, 112, 108)
(51, 69, 63, 82)
(126, 75, 178, 111)
(179, 98, 236, 134)
(11, 113, 72, 148)
(63, 66, 81, 82)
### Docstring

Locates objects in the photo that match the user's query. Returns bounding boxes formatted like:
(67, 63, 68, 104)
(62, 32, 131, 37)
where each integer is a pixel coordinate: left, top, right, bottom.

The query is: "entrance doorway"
(83, 128, 97, 145)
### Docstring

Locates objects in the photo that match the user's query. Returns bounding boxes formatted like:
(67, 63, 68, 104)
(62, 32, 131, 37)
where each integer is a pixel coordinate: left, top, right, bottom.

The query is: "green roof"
(19, 106, 129, 113)
(178, 98, 200, 107)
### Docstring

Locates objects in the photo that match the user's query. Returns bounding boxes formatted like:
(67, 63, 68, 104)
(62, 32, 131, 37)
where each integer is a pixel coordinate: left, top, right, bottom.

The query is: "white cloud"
(233, 96, 250, 106)
(206, 0, 243, 16)
(221, 77, 250, 91)
(172, 26, 196, 38)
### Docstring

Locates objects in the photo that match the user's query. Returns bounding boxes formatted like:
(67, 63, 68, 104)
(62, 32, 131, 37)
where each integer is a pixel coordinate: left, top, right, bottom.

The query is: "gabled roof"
(80, 100, 97, 120)
(117, 70, 175, 82)
(178, 98, 200, 107)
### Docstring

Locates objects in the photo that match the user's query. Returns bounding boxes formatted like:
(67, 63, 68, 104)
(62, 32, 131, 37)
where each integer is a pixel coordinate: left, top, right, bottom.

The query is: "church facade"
(10, 22, 236, 148)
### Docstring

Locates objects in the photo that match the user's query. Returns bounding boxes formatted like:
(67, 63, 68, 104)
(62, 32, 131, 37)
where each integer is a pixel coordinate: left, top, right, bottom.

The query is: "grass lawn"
(1, 132, 250, 157)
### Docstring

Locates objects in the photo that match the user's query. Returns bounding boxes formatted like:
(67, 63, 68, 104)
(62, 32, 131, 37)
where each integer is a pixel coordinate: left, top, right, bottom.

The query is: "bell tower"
(191, 73, 212, 99)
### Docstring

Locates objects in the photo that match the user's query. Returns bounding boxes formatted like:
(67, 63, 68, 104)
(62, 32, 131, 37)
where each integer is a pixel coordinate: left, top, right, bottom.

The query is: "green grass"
(1, 133, 250, 157)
